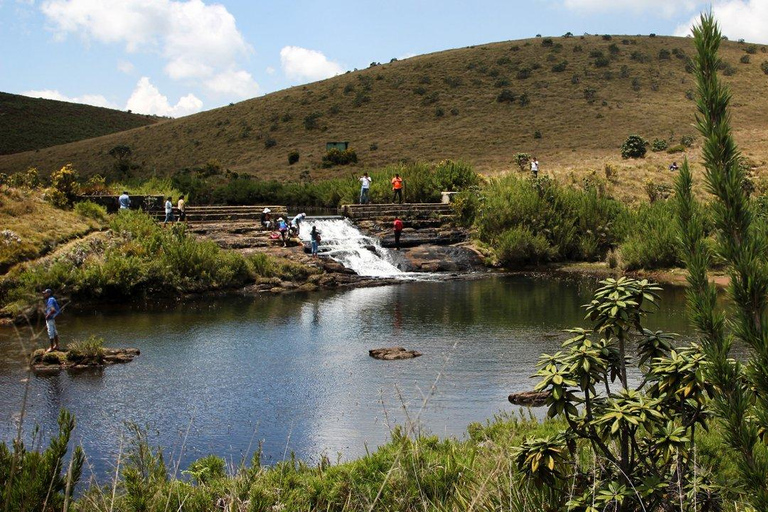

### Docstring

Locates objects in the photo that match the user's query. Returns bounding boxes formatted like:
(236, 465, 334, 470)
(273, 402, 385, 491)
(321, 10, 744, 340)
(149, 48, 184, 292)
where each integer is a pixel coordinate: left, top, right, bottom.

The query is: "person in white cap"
(260, 208, 272, 230)
(290, 212, 306, 236)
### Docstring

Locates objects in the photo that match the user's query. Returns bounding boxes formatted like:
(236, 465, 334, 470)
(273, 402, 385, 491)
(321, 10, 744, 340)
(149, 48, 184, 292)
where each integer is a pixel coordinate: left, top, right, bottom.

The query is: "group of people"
(357, 172, 405, 204)
(118, 191, 186, 225)
(261, 210, 309, 248)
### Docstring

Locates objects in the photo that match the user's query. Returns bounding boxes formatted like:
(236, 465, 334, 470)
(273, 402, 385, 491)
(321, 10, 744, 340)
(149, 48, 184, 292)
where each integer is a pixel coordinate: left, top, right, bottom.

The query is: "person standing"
(391, 173, 404, 203)
(276, 217, 289, 247)
(42, 289, 61, 352)
(393, 217, 404, 251)
(177, 195, 186, 223)
(118, 191, 131, 211)
(163, 196, 174, 226)
(531, 158, 539, 178)
(310, 225, 321, 257)
(359, 172, 372, 204)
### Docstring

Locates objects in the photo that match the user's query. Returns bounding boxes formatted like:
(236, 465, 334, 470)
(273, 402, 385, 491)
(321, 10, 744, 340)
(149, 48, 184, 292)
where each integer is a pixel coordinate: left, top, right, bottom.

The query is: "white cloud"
(674, 1, 768, 43)
(117, 60, 135, 74)
(125, 76, 202, 117)
(40, 0, 259, 99)
(21, 89, 118, 108)
(265, 66, 275, 75)
(204, 69, 259, 97)
(563, 0, 698, 18)
(280, 46, 344, 82)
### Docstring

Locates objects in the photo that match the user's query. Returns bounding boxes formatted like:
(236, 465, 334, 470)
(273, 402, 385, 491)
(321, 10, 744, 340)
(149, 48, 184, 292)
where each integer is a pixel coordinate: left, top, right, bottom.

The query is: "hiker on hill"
(391, 173, 404, 203)
(310, 225, 321, 257)
(531, 158, 539, 178)
(163, 196, 174, 226)
(261, 208, 272, 230)
(177, 195, 186, 222)
(42, 288, 61, 352)
(359, 173, 372, 204)
(118, 191, 131, 210)
(393, 217, 404, 251)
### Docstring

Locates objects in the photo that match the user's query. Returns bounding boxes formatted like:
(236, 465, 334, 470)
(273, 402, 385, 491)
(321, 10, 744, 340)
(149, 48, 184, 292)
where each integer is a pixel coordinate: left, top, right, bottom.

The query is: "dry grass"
(0, 186, 105, 272)
(0, 36, 767, 203)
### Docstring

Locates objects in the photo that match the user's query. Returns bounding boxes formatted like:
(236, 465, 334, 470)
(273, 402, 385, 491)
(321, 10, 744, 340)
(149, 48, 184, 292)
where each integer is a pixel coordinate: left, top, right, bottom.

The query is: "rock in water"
(508, 390, 551, 407)
(369, 347, 422, 360)
(30, 347, 140, 372)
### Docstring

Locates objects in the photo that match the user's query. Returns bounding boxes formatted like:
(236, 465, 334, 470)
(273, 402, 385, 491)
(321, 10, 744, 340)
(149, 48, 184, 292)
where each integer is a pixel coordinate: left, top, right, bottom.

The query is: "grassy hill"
(0, 92, 161, 155)
(1, 35, 767, 190)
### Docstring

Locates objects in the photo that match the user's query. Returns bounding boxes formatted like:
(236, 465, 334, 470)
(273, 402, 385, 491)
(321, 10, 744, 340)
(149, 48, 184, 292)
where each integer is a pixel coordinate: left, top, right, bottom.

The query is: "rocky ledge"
(369, 347, 422, 360)
(508, 390, 551, 407)
(30, 348, 140, 372)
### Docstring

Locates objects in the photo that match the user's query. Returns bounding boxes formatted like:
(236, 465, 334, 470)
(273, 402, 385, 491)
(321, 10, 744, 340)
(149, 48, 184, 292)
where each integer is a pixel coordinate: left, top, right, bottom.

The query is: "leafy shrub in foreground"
(496, 226, 552, 267)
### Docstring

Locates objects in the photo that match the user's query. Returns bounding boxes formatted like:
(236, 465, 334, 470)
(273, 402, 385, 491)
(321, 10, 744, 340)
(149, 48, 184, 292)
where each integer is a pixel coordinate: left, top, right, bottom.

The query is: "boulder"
(369, 347, 422, 360)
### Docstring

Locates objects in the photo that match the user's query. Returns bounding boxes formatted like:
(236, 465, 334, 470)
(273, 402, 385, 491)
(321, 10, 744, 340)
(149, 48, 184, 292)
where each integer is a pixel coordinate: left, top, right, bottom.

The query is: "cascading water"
(299, 218, 405, 277)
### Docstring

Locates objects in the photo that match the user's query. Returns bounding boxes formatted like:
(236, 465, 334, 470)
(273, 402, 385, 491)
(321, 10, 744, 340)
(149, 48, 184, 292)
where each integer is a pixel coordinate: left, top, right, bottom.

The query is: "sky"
(1, 0, 767, 118)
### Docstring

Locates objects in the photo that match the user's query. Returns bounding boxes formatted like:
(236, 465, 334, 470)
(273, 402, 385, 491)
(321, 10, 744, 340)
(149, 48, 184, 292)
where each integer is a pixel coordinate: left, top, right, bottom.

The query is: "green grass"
(0, 92, 160, 155)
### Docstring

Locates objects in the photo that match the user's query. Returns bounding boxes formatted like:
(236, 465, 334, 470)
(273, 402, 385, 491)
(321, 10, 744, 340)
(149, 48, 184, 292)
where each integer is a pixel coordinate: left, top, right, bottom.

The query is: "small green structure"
(326, 141, 349, 151)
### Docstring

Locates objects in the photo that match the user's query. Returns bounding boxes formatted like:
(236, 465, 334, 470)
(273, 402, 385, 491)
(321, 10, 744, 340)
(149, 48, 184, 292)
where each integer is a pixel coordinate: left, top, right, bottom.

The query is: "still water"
(0, 275, 695, 482)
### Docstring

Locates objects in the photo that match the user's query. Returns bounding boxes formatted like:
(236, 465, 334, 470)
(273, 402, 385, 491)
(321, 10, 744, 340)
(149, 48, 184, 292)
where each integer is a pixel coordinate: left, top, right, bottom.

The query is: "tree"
(675, 12, 768, 511)
(108, 145, 133, 177)
(620, 135, 647, 159)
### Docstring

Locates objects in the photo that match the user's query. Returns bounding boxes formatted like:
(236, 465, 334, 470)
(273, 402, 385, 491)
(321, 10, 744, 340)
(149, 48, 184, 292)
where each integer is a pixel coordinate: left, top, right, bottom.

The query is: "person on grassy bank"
(359, 172, 372, 204)
(43, 288, 61, 352)
(391, 173, 404, 203)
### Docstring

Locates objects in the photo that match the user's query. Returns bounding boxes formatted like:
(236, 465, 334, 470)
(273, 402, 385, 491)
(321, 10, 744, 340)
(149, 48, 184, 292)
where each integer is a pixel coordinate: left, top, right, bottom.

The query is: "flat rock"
(508, 390, 551, 407)
(369, 347, 422, 360)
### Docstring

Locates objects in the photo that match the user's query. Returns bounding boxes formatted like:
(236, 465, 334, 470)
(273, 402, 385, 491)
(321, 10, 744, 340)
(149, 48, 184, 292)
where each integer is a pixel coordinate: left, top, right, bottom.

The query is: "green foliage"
(551, 61, 568, 72)
(321, 148, 358, 168)
(496, 226, 553, 267)
(184, 455, 226, 486)
(658, 48, 671, 59)
(513, 153, 531, 172)
(740, 54, 750, 64)
(7, 167, 40, 189)
(745, 44, 758, 54)
(621, 134, 647, 158)
(680, 134, 695, 147)
(676, 13, 768, 510)
(303, 112, 322, 130)
(0, 409, 84, 511)
(618, 200, 682, 270)
(651, 138, 668, 151)
(66, 334, 105, 362)
(519, 277, 716, 510)
(47, 164, 80, 208)
(496, 89, 517, 103)
(287, 150, 300, 165)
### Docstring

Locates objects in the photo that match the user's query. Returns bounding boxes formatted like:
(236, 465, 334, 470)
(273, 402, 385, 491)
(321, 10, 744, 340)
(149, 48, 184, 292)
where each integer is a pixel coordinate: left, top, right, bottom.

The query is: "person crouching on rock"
(276, 217, 289, 247)
(291, 212, 306, 237)
(393, 217, 404, 250)
(42, 288, 61, 352)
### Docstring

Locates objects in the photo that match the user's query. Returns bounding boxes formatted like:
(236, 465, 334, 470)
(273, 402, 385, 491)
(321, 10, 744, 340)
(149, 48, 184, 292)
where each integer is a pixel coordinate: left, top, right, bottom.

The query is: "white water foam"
(299, 218, 406, 277)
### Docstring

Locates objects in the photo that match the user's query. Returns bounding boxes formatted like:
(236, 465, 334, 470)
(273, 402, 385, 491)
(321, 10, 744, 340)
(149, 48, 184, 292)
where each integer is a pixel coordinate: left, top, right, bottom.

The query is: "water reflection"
(0, 275, 701, 480)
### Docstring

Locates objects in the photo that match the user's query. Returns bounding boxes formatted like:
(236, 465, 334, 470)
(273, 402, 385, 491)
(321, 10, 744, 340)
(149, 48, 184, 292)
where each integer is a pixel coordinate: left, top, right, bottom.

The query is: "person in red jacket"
(393, 217, 404, 250)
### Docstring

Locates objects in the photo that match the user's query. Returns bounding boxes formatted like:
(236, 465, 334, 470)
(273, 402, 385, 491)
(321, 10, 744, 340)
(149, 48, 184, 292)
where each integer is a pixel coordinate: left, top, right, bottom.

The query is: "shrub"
(184, 455, 226, 486)
(620, 64, 630, 78)
(761, 61, 768, 74)
(593, 56, 610, 67)
(514, 153, 531, 172)
(619, 201, 681, 269)
(48, 164, 80, 208)
(551, 61, 567, 72)
(494, 78, 510, 88)
(602, 34, 612, 41)
(8, 167, 40, 188)
(288, 151, 300, 165)
(516, 68, 532, 79)
(434, 107, 444, 117)
(496, 226, 552, 267)
(541, 38, 554, 47)
(621, 134, 647, 158)
(303, 112, 322, 130)
(745, 44, 758, 54)
(533, 130, 542, 139)
(680, 134, 695, 147)
(667, 144, 686, 153)
(518, 93, 530, 106)
(321, 148, 358, 168)
(740, 54, 751, 64)
(67, 335, 105, 362)
(74, 201, 108, 221)
(412, 85, 427, 95)
(573, 45, 582, 53)
(658, 48, 671, 59)
(630, 51, 649, 63)
(496, 89, 517, 103)
(721, 62, 736, 76)
(651, 138, 668, 152)
(583, 88, 596, 103)
(264, 137, 277, 149)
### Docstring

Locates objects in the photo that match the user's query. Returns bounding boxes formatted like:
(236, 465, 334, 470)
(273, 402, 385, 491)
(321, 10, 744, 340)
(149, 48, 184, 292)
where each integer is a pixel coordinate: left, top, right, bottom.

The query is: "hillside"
(1, 35, 767, 183)
(0, 92, 162, 155)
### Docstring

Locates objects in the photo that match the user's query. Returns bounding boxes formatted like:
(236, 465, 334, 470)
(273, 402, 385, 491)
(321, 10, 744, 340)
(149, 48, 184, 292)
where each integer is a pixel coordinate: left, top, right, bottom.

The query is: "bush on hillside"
(740, 55, 751, 64)
(651, 138, 668, 152)
(47, 164, 80, 208)
(658, 49, 671, 60)
(7, 167, 40, 189)
(74, 201, 107, 221)
(551, 61, 567, 72)
(621, 134, 647, 158)
(496, 89, 517, 103)
(288, 151, 300, 165)
(761, 61, 768, 74)
(680, 134, 695, 147)
(303, 112, 322, 130)
(321, 148, 358, 168)
(745, 44, 758, 54)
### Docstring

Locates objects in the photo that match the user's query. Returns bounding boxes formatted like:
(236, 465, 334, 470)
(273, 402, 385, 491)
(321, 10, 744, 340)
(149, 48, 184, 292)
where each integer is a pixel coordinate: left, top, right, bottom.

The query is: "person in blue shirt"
(42, 288, 61, 352)
(119, 191, 131, 210)
(276, 217, 288, 247)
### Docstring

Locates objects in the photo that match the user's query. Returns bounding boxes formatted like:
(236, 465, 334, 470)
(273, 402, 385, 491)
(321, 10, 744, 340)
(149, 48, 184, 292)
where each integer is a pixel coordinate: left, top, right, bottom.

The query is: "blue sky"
(1, 0, 766, 117)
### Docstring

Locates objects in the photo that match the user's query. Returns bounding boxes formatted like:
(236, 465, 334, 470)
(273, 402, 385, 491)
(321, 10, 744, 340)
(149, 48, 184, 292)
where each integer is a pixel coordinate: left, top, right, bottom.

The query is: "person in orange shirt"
(391, 173, 404, 203)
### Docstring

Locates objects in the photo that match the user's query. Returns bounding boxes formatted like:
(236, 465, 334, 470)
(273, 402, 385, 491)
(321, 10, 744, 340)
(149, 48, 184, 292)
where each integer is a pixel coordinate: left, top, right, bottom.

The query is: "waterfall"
(299, 218, 405, 277)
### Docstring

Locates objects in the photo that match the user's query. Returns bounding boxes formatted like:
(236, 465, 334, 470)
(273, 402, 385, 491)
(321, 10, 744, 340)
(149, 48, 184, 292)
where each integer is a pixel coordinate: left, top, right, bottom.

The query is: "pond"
(0, 275, 696, 482)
